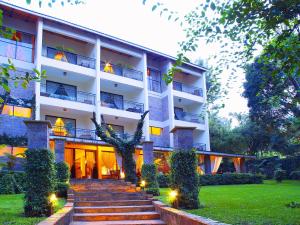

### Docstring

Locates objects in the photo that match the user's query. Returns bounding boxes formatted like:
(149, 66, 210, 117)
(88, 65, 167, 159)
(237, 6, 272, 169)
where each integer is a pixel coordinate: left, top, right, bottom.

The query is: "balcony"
(194, 143, 206, 151)
(174, 111, 204, 124)
(101, 99, 144, 114)
(0, 30, 34, 63)
(43, 46, 96, 69)
(50, 126, 97, 140)
(100, 61, 143, 81)
(41, 83, 95, 105)
(148, 78, 162, 93)
(173, 81, 203, 97)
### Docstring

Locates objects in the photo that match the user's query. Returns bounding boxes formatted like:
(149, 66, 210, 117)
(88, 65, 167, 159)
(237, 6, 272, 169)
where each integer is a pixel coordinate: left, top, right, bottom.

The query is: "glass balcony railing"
(100, 61, 143, 81)
(148, 78, 162, 93)
(194, 143, 206, 151)
(50, 126, 97, 140)
(174, 111, 205, 124)
(43, 46, 96, 69)
(40, 83, 96, 105)
(114, 132, 145, 142)
(101, 99, 144, 113)
(173, 81, 203, 97)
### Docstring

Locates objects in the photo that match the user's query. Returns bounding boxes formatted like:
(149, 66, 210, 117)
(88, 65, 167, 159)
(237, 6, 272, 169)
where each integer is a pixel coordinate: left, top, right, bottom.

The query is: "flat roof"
(0, 2, 208, 72)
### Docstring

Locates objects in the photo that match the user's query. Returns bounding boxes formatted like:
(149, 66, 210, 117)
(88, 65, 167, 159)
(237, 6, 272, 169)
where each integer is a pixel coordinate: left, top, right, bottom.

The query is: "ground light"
(49, 193, 57, 205)
(169, 190, 178, 208)
(120, 172, 125, 179)
(140, 180, 146, 190)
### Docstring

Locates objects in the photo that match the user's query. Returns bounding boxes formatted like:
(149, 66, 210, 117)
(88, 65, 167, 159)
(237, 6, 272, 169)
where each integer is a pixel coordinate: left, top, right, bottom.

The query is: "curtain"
(115, 152, 123, 171)
(210, 156, 223, 174)
(101, 151, 116, 175)
(233, 157, 241, 173)
(197, 155, 205, 175)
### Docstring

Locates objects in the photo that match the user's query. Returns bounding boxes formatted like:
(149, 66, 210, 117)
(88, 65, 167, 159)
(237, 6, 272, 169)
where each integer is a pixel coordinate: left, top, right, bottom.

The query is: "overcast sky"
(2, 0, 248, 122)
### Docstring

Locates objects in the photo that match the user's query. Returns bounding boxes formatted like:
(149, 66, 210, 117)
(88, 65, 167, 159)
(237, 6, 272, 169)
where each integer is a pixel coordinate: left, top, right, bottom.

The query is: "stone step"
(74, 205, 155, 213)
(70, 220, 166, 225)
(75, 196, 147, 201)
(75, 200, 153, 207)
(74, 192, 144, 197)
(73, 212, 160, 221)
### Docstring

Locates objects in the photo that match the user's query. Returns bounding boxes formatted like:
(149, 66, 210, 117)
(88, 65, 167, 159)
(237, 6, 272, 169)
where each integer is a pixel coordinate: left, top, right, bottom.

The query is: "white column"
(95, 38, 101, 124)
(201, 71, 211, 151)
(142, 52, 150, 141)
(34, 18, 43, 120)
(167, 61, 175, 147)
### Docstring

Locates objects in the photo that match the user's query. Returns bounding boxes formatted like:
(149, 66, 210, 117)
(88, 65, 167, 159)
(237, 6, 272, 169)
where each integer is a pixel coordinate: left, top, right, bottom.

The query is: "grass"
(157, 180, 300, 225)
(0, 194, 66, 225)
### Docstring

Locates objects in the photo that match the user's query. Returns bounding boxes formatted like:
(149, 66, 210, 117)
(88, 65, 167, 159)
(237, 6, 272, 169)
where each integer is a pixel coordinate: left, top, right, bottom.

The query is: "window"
(1, 105, 31, 118)
(45, 81, 77, 101)
(101, 92, 124, 110)
(46, 116, 76, 137)
(0, 146, 26, 157)
(149, 126, 162, 136)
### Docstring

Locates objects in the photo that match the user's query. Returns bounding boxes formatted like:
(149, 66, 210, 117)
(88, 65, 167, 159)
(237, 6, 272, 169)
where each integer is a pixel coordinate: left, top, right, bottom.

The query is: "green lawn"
(157, 180, 300, 225)
(0, 194, 66, 225)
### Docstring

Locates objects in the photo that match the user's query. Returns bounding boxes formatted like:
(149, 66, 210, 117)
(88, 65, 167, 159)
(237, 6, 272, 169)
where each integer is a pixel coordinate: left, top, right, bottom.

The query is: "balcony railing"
(194, 143, 206, 151)
(174, 112, 205, 124)
(50, 126, 97, 140)
(100, 61, 143, 81)
(40, 84, 96, 105)
(0, 37, 34, 63)
(101, 99, 144, 113)
(114, 132, 145, 142)
(173, 81, 203, 97)
(43, 46, 96, 69)
(148, 78, 162, 93)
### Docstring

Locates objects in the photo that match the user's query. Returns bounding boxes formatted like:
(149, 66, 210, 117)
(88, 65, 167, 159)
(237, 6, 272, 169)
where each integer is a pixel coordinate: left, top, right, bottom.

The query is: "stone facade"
(150, 126, 170, 148)
(148, 96, 168, 122)
(0, 115, 28, 137)
(172, 127, 195, 151)
(54, 138, 66, 162)
(142, 141, 154, 164)
(24, 120, 51, 149)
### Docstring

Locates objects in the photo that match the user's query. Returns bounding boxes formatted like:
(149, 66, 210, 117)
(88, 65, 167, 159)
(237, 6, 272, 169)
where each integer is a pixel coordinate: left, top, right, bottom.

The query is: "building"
(0, 2, 252, 178)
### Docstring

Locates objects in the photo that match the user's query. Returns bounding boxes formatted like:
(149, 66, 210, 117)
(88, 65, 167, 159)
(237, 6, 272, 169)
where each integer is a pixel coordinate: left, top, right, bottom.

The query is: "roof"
(196, 151, 256, 159)
(0, 2, 208, 72)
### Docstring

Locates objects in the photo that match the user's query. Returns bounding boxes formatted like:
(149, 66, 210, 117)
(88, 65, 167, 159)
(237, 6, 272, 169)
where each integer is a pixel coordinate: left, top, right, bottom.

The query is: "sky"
(2, 0, 248, 123)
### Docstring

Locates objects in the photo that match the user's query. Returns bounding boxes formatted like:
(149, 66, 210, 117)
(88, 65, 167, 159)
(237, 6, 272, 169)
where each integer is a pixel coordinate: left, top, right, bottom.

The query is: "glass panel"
(174, 107, 184, 120)
(0, 146, 13, 156)
(86, 151, 96, 179)
(101, 92, 124, 110)
(13, 106, 31, 118)
(46, 81, 77, 101)
(46, 116, 76, 137)
(13, 147, 26, 157)
(75, 149, 85, 179)
(150, 126, 162, 136)
(2, 105, 14, 116)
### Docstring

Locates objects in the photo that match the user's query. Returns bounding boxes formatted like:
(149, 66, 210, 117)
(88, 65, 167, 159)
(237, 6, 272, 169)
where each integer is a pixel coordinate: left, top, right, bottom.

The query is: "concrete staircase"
(69, 179, 166, 225)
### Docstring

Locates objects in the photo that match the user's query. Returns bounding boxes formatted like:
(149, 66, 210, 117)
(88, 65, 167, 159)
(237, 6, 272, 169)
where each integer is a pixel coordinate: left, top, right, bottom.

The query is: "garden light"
(169, 190, 178, 201)
(49, 193, 57, 203)
(120, 171, 125, 179)
(141, 180, 146, 188)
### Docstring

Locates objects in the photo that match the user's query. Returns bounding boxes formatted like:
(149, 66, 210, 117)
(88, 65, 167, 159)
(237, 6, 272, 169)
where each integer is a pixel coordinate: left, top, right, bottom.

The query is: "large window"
(101, 92, 123, 110)
(147, 68, 162, 93)
(0, 146, 26, 157)
(149, 126, 162, 136)
(46, 116, 76, 137)
(45, 81, 77, 101)
(1, 105, 31, 118)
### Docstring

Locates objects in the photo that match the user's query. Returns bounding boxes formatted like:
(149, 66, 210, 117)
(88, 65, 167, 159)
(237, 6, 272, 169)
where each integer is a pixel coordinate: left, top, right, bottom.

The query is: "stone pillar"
(204, 155, 212, 174)
(143, 141, 154, 164)
(240, 158, 246, 173)
(54, 137, 66, 162)
(171, 126, 195, 151)
(24, 120, 51, 149)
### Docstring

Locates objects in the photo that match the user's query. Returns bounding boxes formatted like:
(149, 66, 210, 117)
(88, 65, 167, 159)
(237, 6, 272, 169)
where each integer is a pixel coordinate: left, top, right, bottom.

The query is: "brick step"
(75, 200, 153, 207)
(73, 212, 160, 221)
(70, 219, 166, 225)
(74, 192, 144, 197)
(75, 196, 147, 201)
(74, 205, 155, 213)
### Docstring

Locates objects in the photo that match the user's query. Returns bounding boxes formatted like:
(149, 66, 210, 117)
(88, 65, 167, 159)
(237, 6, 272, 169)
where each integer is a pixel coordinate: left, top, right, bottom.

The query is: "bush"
(24, 148, 56, 217)
(141, 164, 160, 196)
(290, 171, 300, 180)
(0, 171, 26, 194)
(274, 169, 286, 182)
(170, 150, 199, 209)
(55, 162, 70, 183)
(56, 182, 70, 198)
(157, 174, 171, 188)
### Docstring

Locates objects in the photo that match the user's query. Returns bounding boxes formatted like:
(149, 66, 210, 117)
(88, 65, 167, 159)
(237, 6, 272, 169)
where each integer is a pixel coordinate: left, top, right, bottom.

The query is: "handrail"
(173, 81, 203, 97)
(50, 126, 97, 140)
(101, 99, 144, 113)
(194, 143, 207, 151)
(174, 111, 205, 124)
(148, 77, 162, 93)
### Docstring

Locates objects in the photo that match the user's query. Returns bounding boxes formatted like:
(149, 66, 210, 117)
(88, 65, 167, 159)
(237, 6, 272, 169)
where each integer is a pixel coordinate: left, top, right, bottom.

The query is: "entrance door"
(74, 149, 97, 179)
(86, 151, 96, 179)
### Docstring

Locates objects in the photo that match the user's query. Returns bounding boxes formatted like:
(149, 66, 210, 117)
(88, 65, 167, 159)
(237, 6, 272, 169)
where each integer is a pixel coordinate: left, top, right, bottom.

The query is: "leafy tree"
(91, 111, 149, 184)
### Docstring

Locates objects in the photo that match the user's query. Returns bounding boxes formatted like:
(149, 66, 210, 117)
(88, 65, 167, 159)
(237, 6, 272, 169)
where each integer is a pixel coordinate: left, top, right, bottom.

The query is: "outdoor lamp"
(49, 193, 57, 204)
(169, 190, 179, 208)
(141, 180, 146, 190)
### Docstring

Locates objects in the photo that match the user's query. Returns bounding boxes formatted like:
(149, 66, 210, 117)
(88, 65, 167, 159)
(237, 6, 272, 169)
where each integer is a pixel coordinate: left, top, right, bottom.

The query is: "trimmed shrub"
(56, 182, 70, 198)
(199, 173, 263, 186)
(170, 150, 199, 209)
(0, 171, 26, 194)
(290, 171, 300, 180)
(0, 172, 14, 194)
(157, 174, 171, 188)
(24, 148, 56, 217)
(141, 164, 160, 196)
(274, 169, 286, 182)
(55, 162, 70, 183)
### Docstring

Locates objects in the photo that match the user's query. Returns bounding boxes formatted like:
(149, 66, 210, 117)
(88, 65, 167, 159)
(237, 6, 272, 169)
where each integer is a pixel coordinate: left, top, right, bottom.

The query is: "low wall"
(37, 202, 74, 225)
(153, 201, 228, 225)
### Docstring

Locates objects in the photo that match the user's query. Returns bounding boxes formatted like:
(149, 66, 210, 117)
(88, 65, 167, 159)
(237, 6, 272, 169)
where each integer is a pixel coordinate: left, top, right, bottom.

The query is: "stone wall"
(149, 96, 168, 122)
(150, 126, 170, 148)
(0, 115, 28, 137)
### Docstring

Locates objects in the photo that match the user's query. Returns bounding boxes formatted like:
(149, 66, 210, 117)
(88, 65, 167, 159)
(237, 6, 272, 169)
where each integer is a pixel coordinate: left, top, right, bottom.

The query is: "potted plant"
(54, 45, 74, 62)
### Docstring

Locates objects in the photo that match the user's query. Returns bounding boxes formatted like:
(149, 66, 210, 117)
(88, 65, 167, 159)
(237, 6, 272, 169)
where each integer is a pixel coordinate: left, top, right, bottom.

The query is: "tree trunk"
(122, 150, 137, 184)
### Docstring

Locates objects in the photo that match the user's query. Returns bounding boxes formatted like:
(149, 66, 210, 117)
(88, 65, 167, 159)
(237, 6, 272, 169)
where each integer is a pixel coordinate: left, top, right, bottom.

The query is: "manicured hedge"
(157, 174, 171, 188)
(141, 164, 160, 196)
(24, 148, 56, 217)
(0, 171, 25, 194)
(170, 150, 199, 209)
(55, 162, 70, 183)
(274, 169, 286, 182)
(199, 173, 264, 186)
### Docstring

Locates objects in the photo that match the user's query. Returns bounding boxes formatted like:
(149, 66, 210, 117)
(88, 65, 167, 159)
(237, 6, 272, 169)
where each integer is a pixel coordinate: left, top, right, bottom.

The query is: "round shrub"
(274, 169, 286, 182)
(170, 150, 199, 209)
(141, 164, 160, 196)
(290, 171, 300, 180)
(56, 182, 70, 198)
(55, 162, 70, 183)
(24, 148, 56, 217)
(157, 174, 171, 188)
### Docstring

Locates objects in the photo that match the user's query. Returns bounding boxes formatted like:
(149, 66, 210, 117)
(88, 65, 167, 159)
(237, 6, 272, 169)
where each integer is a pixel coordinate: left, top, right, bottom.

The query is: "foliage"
(91, 111, 149, 184)
(157, 173, 170, 188)
(141, 164, 160, 196)
(55, 161, 70, 183)
(247, 156, 281, 179)
(286, 201, 300, 209)
(274, 169, 286, 183)
(55, 182, 70, 198)
(0, 171, 25, 194)
(290, 171, 300, 180)
(170, 150, 199, 209)
(158, 180, 300, 225)
(24, 148, 56, 217)
(199, 173, 263, 186)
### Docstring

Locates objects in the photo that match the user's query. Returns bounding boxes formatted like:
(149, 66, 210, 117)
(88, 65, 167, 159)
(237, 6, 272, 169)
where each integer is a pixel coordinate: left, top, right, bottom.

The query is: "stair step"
(73, 212, 160, 221)
(75, 200, 153, 207)
(74, 205, 155, 213)
(75, 196, 147, 201)
(70, 220, 166, 225)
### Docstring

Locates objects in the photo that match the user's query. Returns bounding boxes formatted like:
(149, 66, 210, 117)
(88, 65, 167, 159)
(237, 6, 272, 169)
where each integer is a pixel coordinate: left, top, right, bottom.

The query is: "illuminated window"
(149, 126, 162, 136)
(2, 105, 14, 116)
(1, 105, 31, 118)
(13, 147, 26, 157)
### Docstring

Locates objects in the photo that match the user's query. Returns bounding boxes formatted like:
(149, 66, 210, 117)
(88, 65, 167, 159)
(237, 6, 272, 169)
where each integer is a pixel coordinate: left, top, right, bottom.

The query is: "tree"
(91, 111, 149, 184)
